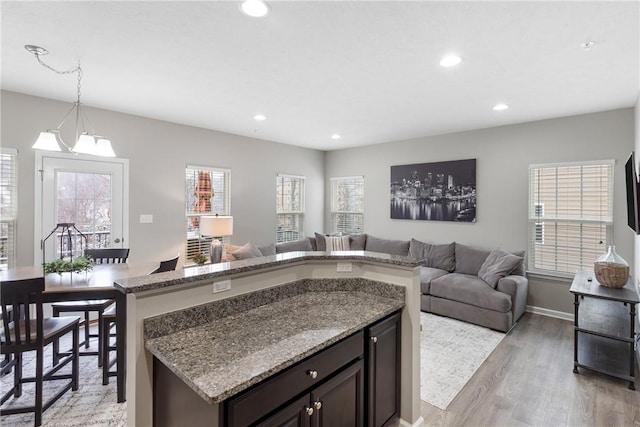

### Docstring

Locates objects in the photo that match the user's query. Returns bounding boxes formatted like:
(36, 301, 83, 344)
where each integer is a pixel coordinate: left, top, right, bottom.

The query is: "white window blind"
(331, 176, 364, 234)
(0, 148, 17, 270)
(276, 174, 305, 243)
(528, 160, 613, 277)
(185, 165, 230, 262)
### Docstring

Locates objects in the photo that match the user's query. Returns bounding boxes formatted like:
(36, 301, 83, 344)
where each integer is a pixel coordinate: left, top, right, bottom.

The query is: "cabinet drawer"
(226, 331, 364, 427)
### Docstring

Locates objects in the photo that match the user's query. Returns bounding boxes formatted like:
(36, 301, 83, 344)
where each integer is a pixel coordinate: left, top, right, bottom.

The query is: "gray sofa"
(230, 234, 528, 332)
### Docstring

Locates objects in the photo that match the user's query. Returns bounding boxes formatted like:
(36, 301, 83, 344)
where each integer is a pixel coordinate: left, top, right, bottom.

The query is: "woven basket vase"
(594, 262, 629, 288)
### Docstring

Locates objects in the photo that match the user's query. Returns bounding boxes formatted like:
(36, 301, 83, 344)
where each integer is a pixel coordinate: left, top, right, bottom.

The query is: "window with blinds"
(276, 174, 305, 243)
(331, 176, 364, 234)
(528, 160, 613, 277)
(185, 165, 230, 262)
(0, 148, 17, 270)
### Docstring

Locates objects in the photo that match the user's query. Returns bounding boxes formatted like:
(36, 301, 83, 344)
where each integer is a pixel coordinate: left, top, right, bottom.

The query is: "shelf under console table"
(570, 270, 639, 389)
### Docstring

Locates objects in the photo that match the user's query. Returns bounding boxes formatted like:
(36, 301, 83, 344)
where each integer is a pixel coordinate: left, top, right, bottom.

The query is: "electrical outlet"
(337, 262, 352, 272)
(213, 279, 231, 293)
(139, 214, 153, 224)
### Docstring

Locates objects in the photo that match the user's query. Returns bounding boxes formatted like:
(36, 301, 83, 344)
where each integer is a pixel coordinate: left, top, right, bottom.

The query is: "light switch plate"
(139, 214, 153, 224)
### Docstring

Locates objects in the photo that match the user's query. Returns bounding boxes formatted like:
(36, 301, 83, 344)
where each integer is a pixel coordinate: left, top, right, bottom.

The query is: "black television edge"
(625, 152, 640, 234)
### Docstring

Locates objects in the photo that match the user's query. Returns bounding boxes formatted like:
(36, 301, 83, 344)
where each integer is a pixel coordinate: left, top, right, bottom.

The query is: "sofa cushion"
(276, 238, 314, 253)
(478, 249, 524, 288)
(420, 267, 449, 294)
(326, 235, 350, 251)
(349, 234, 367, 250)
(511, 250, 526, 276)
(409, 239, 455, 272)
(314, 232, 328, 251)
(257, 243, 276, 256)
(454, 243, 491, 276)
(430, 273, 512, 313)
(231, 242, 263, 260)
(365, 235, 410, 256)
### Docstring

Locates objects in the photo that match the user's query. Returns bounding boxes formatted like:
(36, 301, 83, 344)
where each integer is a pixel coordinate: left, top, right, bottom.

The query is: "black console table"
(570, 270, 639, 389)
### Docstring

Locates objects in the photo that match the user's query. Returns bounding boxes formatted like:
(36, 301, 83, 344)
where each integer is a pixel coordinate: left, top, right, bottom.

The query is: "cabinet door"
(367, 313, 400, 427)
(311, 360, 364, 427)
(256, 395, 312, 427)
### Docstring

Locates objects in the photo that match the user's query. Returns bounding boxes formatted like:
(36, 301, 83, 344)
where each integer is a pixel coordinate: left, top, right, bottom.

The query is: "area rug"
(0, 325, 126, 427)
(420, 312, 506, 410)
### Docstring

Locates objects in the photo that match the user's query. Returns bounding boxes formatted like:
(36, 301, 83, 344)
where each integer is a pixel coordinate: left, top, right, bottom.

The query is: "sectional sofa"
(225, 234, 528, 332)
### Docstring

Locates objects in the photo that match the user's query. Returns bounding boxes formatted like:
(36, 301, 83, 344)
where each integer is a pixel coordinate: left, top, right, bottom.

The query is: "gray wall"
(325, 108, 635, 315)
(1, 90, 325, 266)
(635, 97, 640, 291)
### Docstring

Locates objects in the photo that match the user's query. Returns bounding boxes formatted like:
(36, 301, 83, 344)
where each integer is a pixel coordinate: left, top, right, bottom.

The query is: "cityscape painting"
(390, 159, 476, 222)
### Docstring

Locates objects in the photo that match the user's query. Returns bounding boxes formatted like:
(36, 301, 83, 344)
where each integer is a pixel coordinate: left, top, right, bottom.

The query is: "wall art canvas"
(390, 159, 476, 222)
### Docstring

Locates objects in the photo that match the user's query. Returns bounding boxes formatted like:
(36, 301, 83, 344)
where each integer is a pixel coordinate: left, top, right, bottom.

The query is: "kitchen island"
(115, 251, 424, 426)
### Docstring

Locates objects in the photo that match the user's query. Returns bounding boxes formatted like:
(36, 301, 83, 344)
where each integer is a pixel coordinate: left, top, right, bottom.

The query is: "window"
(331, 176, 364, 234)
(0, 148, 17, 270)
(185, 165, 230, 262)
(276, 174, 305, 243)
(528, 160, 613, 276)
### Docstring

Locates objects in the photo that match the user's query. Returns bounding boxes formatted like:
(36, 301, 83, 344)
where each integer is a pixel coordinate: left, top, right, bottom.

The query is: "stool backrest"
(151, 253, 180, 274)
(85, 248, 130, 264)
(1, 277, 44, 350)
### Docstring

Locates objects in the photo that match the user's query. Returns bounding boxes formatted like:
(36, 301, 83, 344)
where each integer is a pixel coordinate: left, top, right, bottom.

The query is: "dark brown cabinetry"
(366, 312, 400, 427)
(153, 311, 401, 427)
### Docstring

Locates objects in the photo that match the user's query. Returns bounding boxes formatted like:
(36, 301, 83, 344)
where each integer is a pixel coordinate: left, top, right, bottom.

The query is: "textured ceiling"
(1, 1, 638, 151)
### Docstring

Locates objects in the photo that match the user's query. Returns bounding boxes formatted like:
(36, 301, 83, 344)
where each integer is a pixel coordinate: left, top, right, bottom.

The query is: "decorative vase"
(593, 246, 629, 288)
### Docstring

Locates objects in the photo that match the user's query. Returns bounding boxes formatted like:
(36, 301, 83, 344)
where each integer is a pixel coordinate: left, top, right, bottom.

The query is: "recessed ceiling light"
(493, 103, 509, 111)
(580, 41, 596, 51)
(331, 134, 341, 140)
(254, 114, 266, 121)
(439, 55, 462, 67)
(240, 0, 270, 17)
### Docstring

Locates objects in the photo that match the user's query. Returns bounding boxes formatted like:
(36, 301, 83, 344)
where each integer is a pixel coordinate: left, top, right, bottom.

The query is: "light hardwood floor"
(419, 312, 640, 427)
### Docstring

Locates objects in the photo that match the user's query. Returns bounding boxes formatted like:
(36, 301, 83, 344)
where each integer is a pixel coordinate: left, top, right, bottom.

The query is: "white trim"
(526, 305, 573, 322)
(529, 159, 615, 169)
(34, 151, 130, 264)
(330, 175, 364, 180)
(398, 416, 425, 427)
(277, 173, 306, 180)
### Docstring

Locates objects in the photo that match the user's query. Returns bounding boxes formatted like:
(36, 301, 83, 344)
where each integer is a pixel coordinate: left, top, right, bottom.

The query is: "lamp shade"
(95, 138, 116, 157)
(32, 131, 62, 151)
(199, 215, 233, 237)
(72, 133, 97, 154)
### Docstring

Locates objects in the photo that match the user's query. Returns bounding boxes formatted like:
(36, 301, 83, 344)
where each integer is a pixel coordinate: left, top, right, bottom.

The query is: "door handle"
(114, 238, 121, 243)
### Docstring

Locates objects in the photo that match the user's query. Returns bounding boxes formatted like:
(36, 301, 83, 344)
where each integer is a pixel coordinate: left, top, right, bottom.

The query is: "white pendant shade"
(72, 133, 97, 154)
(95, 138, 116, 157)
(32, 131, 62, 151)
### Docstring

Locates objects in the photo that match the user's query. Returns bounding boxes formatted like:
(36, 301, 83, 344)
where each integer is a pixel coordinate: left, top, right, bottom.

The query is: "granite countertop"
(145, 289, 404, 404)
(115, 251, 422, 294)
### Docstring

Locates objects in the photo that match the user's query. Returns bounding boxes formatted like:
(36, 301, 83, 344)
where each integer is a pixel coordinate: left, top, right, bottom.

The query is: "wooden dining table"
(0, 262, 157, 403)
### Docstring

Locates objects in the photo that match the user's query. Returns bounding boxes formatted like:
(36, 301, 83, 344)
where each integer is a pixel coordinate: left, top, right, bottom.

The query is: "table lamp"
(199, 215, 234, 263)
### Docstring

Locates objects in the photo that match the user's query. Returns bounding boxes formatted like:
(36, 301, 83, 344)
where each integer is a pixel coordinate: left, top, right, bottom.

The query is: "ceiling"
(2, 1, 638, 151)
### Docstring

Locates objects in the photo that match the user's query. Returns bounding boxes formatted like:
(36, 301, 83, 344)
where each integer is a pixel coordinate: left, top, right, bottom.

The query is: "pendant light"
(26, 45, 116, 157)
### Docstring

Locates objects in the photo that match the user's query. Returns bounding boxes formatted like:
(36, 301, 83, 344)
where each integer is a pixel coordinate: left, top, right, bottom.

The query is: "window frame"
(528, 160, 614, 278)
(276, 174, 305, 243)
(0, 148, 17, 270)
(185, 165, 231, 262)
(330, 176, 364, 235)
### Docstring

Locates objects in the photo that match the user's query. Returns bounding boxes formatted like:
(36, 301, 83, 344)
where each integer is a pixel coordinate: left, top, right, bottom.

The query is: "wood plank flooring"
(419, 313, 640, 427)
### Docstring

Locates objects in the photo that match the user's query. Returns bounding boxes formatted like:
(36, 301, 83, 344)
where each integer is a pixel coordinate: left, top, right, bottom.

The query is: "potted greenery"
(43, 255, 94, 275)
(191, 253, 208, 266)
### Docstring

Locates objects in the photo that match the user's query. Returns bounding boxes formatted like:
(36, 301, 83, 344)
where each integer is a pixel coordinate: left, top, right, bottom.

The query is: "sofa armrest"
(496, 275, 528, 322)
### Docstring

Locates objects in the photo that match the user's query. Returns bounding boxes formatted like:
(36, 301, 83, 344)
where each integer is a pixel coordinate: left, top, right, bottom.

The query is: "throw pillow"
(454, 243, 491, 276)
(409, 238, 455, 272)
(365, 235, 410, 256)
(326, 235, 350, 251)
(314, 232, 328, 251)
(349, 234, 367, 250)
(231, 242, 264, 260)
(257, 243, 276, 256)
(477, 249, 524, 288)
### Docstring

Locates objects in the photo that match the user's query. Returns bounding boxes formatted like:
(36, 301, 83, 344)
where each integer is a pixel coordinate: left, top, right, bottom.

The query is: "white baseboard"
(399, 416, 425, 427)
(526, 305, 573, 321)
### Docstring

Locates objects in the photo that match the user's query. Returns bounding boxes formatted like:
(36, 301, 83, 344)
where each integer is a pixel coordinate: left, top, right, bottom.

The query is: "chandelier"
(25, 45, 116, 157)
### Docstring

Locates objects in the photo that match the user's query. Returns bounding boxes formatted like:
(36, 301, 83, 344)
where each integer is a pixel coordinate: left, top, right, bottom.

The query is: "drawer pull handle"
(305, 406, 314, 416)
(307, 369, 318, 379)
(371, 336, 378, 343)
(314, 401, 322, 410)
